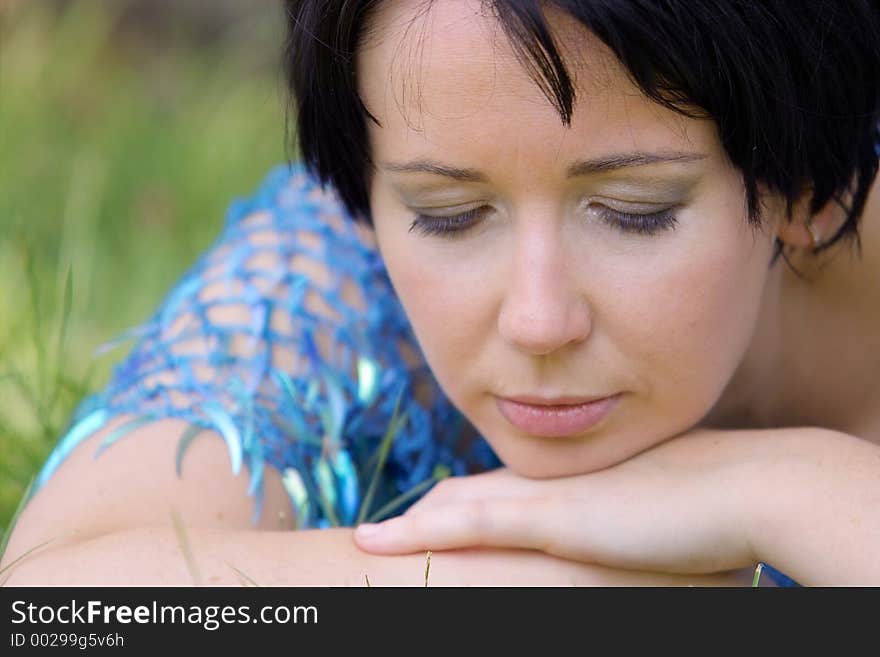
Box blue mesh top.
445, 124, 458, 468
30, 161, 797, 586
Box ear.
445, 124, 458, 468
776, 189, 849, 251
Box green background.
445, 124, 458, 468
0, 0, 291, 539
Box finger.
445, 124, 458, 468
354, 497, 558, 554
405, 469, 542, 514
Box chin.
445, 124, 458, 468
489, 440, 610, 479
487, 425, 659, 479
507, 461, 582, 479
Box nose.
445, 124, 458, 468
497, 228, 592, 356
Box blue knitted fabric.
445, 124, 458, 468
32, 161, 501, 529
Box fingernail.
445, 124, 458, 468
356, 523, 383, 538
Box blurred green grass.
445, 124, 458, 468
0, 1, 290, 535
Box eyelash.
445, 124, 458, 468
408, 205, 678, 238
408, 207, 488, 238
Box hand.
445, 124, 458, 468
354, 427, 790, 574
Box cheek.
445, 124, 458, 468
371, 213, 492, 394
605, 226, 771, 414
383, 244, 492, 376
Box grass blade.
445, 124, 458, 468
0, 475, 36, 564
170, 508, 202, 586
24, 244, 46, 411
366, 475, 438, 524
315, 486, 341, 527
46, 264, 74, 414
752, 562, 764, 587
356, 385, 407, 525
226, 562, 260, 587
1, 366, 38, 418
0, 538, 55, 579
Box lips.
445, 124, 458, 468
503, 393, 609, 406
496, 394, 620, 437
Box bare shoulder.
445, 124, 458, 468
818, 178, 880, 439
2, 415, 295, 569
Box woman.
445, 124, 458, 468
3, 0, 879, 585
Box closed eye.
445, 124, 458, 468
588, 205, 678, 234
408, 206, 488, 238
408, 204, 678, 238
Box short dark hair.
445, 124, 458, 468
283, 0, 880, 258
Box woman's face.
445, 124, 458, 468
359, 0, 781, 477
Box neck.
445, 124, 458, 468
703, 174, 880, 436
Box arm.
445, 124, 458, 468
744, 427, 880, 586
2, 526, 750, 587
0, 413, 748, 586
354, 426, 880, 585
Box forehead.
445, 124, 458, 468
356, 0, 706, 170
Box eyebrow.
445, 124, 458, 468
381, 152, 708, 182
